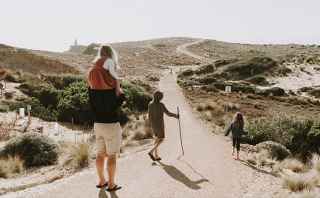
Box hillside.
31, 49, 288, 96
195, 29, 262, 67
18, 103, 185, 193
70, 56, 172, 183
31, 37, 201, 79
187, 39, 320, 64
0, 44, 79, 75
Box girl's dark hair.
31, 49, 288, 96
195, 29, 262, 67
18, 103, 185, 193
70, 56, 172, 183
153, 91, 163, 103
233, 112, 244, 129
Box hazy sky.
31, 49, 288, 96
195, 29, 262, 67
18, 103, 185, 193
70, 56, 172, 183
1, 0, 319, 52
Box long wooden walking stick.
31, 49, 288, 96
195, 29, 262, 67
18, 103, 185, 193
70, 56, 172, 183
177, 107, 184, 156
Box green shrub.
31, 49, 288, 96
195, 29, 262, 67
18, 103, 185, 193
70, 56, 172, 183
245, 114, 320, 161
6, 97, 58, 121
57, 81, 92, 124
256, 141, 291, 160
0, 104, 9, 112
0, 133, 58, 168
178, 69, 194, 78
82, 43, 99, 55
19, 83, 61, 107
4, 72, 21, 83
43, 75, 83, 89
122, 81, 152, 112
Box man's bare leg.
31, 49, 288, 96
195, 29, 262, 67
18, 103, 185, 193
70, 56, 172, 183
107, 155, 117, 188
96, 153, 107, 185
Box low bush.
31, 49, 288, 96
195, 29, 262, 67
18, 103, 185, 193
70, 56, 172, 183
178, 69, 194, 78
283, 174, 318, 192
19, 83, 61, 108
43, 74, 83, 89
0, 133, 58, 168
245, 114, 320, 161
4, 72, 22, 83
69, 143, 89, 170
6, 97, 58, 121
194, 64, 215, 75
122, 81, 152, 112
57, 81, 92, 124
246, 76, 269, 85
256, 141, 291, 161
82, 43, 99, 55
0, 104, 9, 113
279, 158, 308, 173
222, 56, 278, 80
0, 156, 24, 178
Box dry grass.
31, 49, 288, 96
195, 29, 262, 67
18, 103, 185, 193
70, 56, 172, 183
123, 116, 153, 141
311, 154, 320, 173
196, 102, 227, 126
283, 191, 319, 198
279, 159, 308, 173
64, 143, 89, 170
283, 174, 318, 192
0, 156, 24, 178
223, 102, 240, 112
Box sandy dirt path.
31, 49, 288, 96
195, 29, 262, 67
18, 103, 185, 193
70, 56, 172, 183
176, 39, 213, 63
3, 70, 281, 198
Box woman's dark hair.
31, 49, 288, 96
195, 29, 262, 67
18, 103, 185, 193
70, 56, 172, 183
233, 112, 244, 129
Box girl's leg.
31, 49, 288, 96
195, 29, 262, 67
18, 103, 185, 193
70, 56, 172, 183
232, 137, 236, 156
236, 138, 241, 160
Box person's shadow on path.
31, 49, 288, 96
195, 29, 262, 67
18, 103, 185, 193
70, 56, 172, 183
98, 189, 119, 198
158, 161, 209, 190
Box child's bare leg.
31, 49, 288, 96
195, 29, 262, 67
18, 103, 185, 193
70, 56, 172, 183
149, 139, 160, 155
154, 139, 164, 158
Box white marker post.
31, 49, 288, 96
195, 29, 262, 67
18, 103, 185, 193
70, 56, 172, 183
27, 105, 31, 119
19, 108, 25, 118
225, 85, 232, 93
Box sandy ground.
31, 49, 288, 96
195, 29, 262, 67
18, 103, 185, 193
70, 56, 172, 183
267, 64, 320, 91
2, 71, 282, 198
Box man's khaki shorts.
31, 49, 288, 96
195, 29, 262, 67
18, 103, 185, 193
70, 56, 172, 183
94, 122, 122, 156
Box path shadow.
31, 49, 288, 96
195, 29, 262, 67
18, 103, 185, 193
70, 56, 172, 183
158, 161, 209, 190
238, 159, 278, 177
98, 189, 120, 198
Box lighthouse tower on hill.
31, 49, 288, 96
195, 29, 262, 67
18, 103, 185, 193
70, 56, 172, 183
68, 39, 86, 54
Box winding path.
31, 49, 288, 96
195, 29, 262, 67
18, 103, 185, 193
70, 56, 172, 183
3, 41, 281, 198
176, 39, 213, 63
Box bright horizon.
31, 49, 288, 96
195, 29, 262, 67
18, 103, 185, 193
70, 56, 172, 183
1, 0, 320, 52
